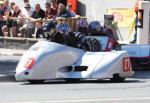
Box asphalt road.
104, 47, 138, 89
0, 55, 150, 103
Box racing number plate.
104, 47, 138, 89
123, 57, 130, 72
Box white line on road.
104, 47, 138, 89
15, 97, 150, 103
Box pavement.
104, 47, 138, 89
0, 49, 23, 75
0, 48, 25, 56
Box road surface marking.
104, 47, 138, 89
15, 97, 150, 103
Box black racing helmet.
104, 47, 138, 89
88, 21, 102, 34
76, 19, 88, 34
42, 21, 56, 32
56, 23, 70, 33
42, 21, 56, 38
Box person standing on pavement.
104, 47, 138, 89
130, 0, 144, 43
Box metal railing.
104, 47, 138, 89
0, 17, 87, 38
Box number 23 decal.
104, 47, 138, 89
123, 57, 130, 72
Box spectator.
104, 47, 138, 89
12, 5, 22, 18
2, 0, 16, 37
23, 0, 29, 4
2, 0, 13, 37
0, 2, 4, 19
3, 0, 11, 13
50, 0, 58, 19
21, 0, 34, 18
0, 6, 3, 20
66, 3, 76, 17
45, 2, 57, 20
2, 5, 21, 37
0, 2, 4, 36
56, 0, 67, 6
3, 0, 11, 17
57, 3, 71, 18
11, 5, 22, 37
31, 3, 45, 38
32, 4, 45, 21
45, 2, 51, 20
10, 2, 15, 14
19, 3, 35, 38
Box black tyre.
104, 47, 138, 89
110, 74, 125, 82
65, 78, 80, 83
28, 80, 45, 84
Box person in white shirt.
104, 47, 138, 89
19, 3, 35, 38
21, 0, 34, 16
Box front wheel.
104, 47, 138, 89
110, 74, 125, 82
28, 80, 45, 84
65, 78, 80, 83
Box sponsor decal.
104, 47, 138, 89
30, 45, 45, 51
31, 46, 42, 51
24, 58, 35, 69
123, 57, 130, 72
107, 8, 134, 27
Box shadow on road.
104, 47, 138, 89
0, 75, 143, 84
1, 71, 150, 84
21, 78, 142, 85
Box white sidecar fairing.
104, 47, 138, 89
15, 40, 132, 81
57, 51, 132, 79
15, 40, 84, 81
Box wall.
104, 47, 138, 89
78, 0, 134, 21
0, 37, 38, 50
78, 0, 135, 41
